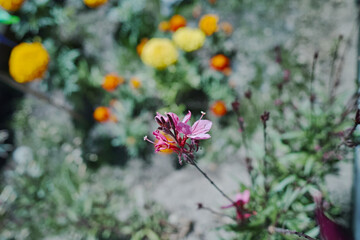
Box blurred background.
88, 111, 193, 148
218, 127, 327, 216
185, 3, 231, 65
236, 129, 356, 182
0, 0, 358, 239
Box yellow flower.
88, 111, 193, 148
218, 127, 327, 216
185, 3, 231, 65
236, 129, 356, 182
158, 21, 170, 32
141, 38, 178, 69
172, 27, 205, 52
9, 42, 50, 83
136, 38, 148, 56
83, 0, 107, 8
130, 77, 142, 89
0, 0, 25, 11
199, 14, 219, 36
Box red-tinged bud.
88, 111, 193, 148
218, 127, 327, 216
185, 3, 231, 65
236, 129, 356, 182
244, 90, 252, 99
260, 111, 270, 124
310, 94, 316, 103
283, 69, 290, 82
314, 51, 319, 60
231, 99, 240, 112
355, 109, 360, 124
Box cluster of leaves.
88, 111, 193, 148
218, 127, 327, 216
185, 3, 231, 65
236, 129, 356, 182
216, 38, 355, 239
0, 98, 176, 239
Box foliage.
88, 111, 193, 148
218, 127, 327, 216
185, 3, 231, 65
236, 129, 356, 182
0, 99, 175, 239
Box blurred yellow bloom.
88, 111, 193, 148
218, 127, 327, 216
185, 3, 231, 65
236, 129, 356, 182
141, 38, 178, 69
130, 77, 142, 89
158, 21, 170, 32
9, 42, 49, 84
83, 0, 107, 8
136, 38, 148, 56
172, 27, 205, 52
0, 0, 25, 11
199, 14, 219, 36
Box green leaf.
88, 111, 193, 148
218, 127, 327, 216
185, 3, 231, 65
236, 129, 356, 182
306, 227, 319, 238
272, 175, 296, 192
0, 9, 20, 24
304, 157, 315, 176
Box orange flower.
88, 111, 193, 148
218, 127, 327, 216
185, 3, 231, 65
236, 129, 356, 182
83, 0, 107, 8
199, 14, 218, 36
211, 101, 227, 117
210, 54, 230, 71
158, 21, 170, 32
130, 77, 142, 89
220, 21, 233, 36
102, 73, 124, 92
93, 106, 112, 122
169, 14, 187, 32
0, 0, 26, 11
136, 38, 148, 56
208, 0, 216, 4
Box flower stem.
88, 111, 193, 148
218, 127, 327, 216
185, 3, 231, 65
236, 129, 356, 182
269, 226, 317, 240
262, 121, 269, 200
309, 52, 318, 123
198, 204, 235, 221
191, 162, 236, 205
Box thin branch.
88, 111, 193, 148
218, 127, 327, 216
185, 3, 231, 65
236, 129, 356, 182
269, 226, 318, 240
0, 72, 85, 122
198, 204, 236, 221
309, 52, 318, 122
191, 162, 236, 205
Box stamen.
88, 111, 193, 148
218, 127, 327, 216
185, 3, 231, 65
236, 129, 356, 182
144, 136, 155, 144
199, 111, 206, 120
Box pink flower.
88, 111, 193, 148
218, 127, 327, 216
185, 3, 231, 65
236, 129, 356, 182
145, 110, 212, 164
177, 112, 212, 140
221, 190, 256, 221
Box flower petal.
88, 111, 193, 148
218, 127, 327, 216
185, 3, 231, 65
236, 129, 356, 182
191, 120, 212, 135
221, 203, 234, 209
188, 133, 211, 140
177, 122, 191, 135
182, 110, 191, 123
235, 190, 250, 204
167, 112, 180, 126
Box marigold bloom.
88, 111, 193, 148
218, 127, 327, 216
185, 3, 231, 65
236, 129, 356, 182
211, 100, 227, 117
136, 38, 148, 56
158, 21, 170, 32
9, 42, 49, 84
130, 77, 142, 89
199, 14, 218, 36
210, 54, 230, 71
83, 0, 107, 8
220, 21, 233, 35
141, 38, 178, 69
169, 14, 187, 32
102, 73, 124, 92
0, 0, 25, 11
93, 106, 112, 123
172, 27, 205, 52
